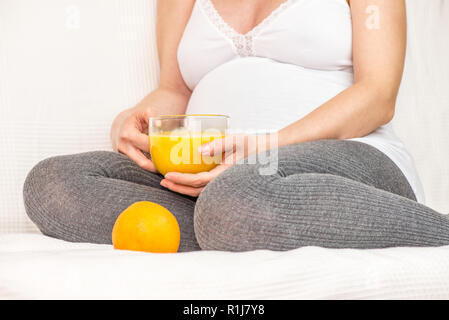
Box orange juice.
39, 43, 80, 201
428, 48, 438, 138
150, 131, 225, 175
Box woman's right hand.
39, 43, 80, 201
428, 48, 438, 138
110, 87, 190, 172
111, 102, 157, 172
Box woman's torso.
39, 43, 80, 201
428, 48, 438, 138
177, 0, 425, 203
179, 0, 353, 90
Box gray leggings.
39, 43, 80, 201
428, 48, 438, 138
23, 140, 449, 252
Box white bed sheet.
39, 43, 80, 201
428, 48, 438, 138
1, 234, 449, 300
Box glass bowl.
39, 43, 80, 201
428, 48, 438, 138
149, 114, 229, 175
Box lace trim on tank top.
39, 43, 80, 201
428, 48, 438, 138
200, 0, 296, 57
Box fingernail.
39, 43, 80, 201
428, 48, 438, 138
199, 145, 210, 155
160, 180, 167, 187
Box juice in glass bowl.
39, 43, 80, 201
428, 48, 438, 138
149, 115, 229, 175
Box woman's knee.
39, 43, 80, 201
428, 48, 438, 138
23, 155, 68, 236
23, 152, 110, 240
193, 163, 339, 251
194, 163, 268, 251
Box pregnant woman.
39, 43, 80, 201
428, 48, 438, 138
23, 0, 449, 251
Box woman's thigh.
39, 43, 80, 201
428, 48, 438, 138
23, 151, 200, 251
194, 140, 449, 251
271, 139, 416, 200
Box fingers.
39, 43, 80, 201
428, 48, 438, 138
119, 144, 157, 172
199, 135, 237, 156
161, 164, 231, 197
119, 118, 150, 153
132, 131, 151, 153
114, 109, 156, 171
164, 171, 211, 188
163, 163, 230, 188
160, 179, 203, 197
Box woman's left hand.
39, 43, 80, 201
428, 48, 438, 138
160, 163, 231, 197
160, 134, 265, 197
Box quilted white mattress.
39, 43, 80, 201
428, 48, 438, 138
1, 233, 449, 300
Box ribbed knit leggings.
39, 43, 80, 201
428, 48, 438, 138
23, 140, 449, 252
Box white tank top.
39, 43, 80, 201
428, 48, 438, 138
177, 0, 425, 203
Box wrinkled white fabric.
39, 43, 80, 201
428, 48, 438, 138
1, 233, 449, 299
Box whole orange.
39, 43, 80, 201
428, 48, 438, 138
112, 201, 180, 253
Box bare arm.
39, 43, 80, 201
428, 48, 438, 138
278, 0, 407, 146
157, 0, 195, 96
110, 0, 195, 171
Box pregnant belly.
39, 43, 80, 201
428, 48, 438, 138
186, 57, 354, 133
